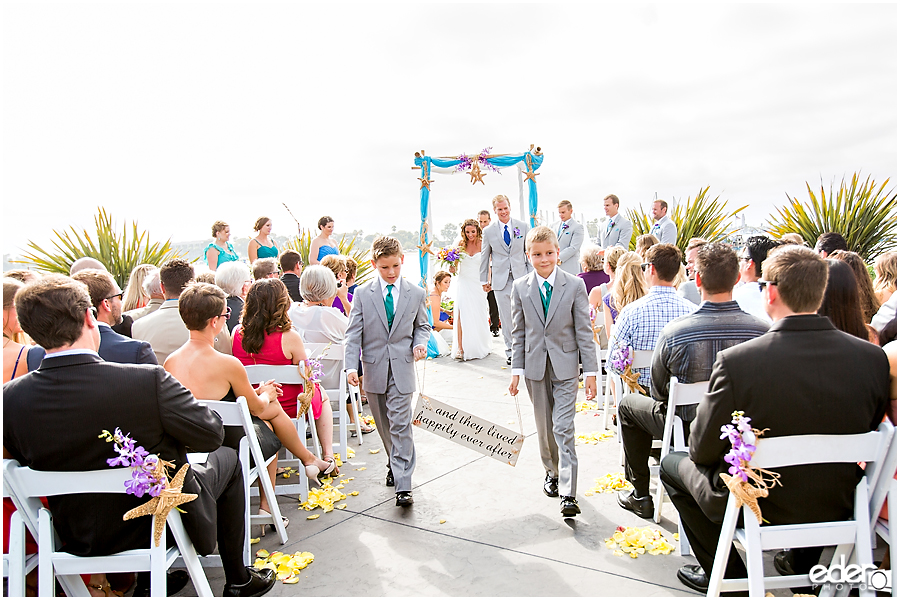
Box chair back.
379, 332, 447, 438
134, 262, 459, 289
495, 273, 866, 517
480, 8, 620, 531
868, 423, 897, 531
749, 422, 894, 471
662, 377, 707, 456
244, 364, 305, 386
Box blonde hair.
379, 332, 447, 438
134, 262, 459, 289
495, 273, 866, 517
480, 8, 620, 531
557, 200, 573, 210
780, 232, 806, 245
614, 252, 648, 312
874, 251, 897, 295
525, 226, 559, 251
635, 234, 659, 259
671, 264, 688, 289
580, 244, 604, 271
491, 194, 510, 209
122, 264, 157, 312
604, 246, 626, 273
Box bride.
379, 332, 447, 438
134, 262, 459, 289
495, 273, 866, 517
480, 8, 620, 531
450, 219, 492, 361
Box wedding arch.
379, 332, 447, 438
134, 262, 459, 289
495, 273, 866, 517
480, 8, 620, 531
412, 145, 544, 288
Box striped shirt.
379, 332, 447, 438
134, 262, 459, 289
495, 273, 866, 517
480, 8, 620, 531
613, 286, 698, 389
651, 300, 771, 420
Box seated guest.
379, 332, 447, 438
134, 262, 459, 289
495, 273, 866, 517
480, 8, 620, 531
817, 259, 871, 342
3, 278, 43, 382
874, 251, 897, 306
831, 250, 882, 322
813, 231, 848, 257
279, 250, 304, 303
345, 256, 359, 296
69, 256, 106, 275
288, 266, 374, 434
577, 243, 610, 294
3, 269, 41, 284
616, 244, 770, 518
232, 279, 337, 471
676, 238, 707, 305
124, 267, 164, 321
216, 261, 252, 333
609, 244, 696, 392
319, 254, 352, 315
133, 259, 232, 364
602, 251, 648, 343
780, 232, 805, 245
195, 271, 217, 285
121, 264, 156, 313
3, 275, 277, 597
589, 245, 624, 317
205, 220, 240, 271
660, 245, 890, 594
72, 269, 157, 365
732, 235, 780, 323
252, 258, 279, 281
634, 233, 659, 260
164, 283, 334, 509
872, 290, 898, 333
429, 271, 454, 333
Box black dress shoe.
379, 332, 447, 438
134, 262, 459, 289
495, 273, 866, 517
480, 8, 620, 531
617, 490, 654, 519
134, 570, 190, 596
396, 491, 414, 506
492, 330, 500, 337
676, 565, 709, 594
773, 550, 796, 576
560, 496, 581, 517
222, 567, 276, 597
506, 356, 512, 365
543, 473, 559, 497
385, 469, 395, 487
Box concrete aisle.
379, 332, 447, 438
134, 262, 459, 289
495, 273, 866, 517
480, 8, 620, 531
177, 336, 788, 597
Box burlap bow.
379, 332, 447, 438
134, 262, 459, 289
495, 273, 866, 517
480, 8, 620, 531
620, 365, 646, 395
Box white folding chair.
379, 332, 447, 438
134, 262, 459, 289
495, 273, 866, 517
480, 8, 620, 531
865, 423, 897, 594
193, 397, 288, 563
244, 363, 318, 497
706, 422, 895, 597
604, 349, 654, 467
3, 477, 38, 597
304, 342, 363, 459
651, 377, 707, 556
3, 458, 213, 597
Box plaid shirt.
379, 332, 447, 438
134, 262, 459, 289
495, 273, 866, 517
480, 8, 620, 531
613, 286, 697, 389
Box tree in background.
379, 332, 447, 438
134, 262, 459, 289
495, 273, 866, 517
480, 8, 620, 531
766, 173, 896, 263
626, 187, 746, 252
18, 207, 185, 288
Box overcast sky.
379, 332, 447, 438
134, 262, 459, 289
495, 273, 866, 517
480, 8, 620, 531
2, 2, 896, 257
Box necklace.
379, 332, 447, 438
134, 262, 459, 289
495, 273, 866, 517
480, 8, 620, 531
2, 335, 11, 348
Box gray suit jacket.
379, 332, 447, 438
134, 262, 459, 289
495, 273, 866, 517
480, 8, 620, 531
650, 216, 678, 245
480, 218, 531, 291
552, 219, 585, 275
510, 269, 598, 381
344, 278, 431, 395
598, 214, 633, 250
132, 299, 232, 364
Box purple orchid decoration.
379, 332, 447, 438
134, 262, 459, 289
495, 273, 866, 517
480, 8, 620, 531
305, 358, 324, 384
562, 222, 570, 231
609, 345, 633, 375
513, 227, 522, 238
100, 428, 165, 498
719, 412, 757, 482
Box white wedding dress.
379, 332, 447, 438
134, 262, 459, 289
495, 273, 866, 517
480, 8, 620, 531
450, 250, 492, 361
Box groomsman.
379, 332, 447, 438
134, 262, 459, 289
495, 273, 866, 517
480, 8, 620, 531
480, 195, 531, 364
478, 209, 501, 337
552, 200, 585, 275
650, 199, 678, 245
597, 194, 633, 250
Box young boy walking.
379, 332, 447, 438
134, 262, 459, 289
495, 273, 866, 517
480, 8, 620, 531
346, 236, 431, 507
509, 226, 598, 517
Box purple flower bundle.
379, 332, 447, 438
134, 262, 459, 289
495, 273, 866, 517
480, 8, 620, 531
454, 147, 499, 174
100, 428, 165, 498
513, 227, 522, 238
719, 411, 757, 482
608, 345, 632, 375
562, 222, 570, 231
436, 246, 462, 268
305, 358, 324, 384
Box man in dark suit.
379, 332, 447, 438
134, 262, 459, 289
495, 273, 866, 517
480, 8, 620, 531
279, 250, 303, 303
3, 275, 275, 597
72, 269, 157, 365
661, 245, 891, 594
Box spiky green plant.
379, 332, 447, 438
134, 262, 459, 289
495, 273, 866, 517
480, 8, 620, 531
283, 230, 372, 286
626, 187, 747, 253
765, 173, 897, 263
17, 207, 185, 288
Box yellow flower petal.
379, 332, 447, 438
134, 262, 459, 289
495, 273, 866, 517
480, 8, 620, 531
256, 549, 270, 558
439, 519, 446, 524
369, 449, 380, 454
307, 514, 320, 520
350, 491, 359, 496
355, 467, 367, 471
336, 503, 347, 510
283, 576, 300, 584
250, 537, 260, 545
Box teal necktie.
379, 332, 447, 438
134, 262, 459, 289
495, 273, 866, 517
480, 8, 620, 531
541, 281, 552, 317
385, 284, 395, 329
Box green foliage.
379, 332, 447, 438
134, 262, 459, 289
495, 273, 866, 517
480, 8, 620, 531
283, 230, 373, 286
18, 207, 185, 288
765, 173, 897, 263
626, 187, 747, 253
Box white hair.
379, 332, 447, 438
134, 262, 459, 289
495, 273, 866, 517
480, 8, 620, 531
141, 267, 162, 296
300, 265, 338, 303
215, 261, 251, 297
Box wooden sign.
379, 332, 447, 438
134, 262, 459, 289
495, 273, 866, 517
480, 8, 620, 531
412, 394, 525, 466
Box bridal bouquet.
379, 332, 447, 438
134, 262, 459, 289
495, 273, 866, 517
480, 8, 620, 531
435, 246, 463, 269
608, 345, 646, 395
718, 411, 780, 524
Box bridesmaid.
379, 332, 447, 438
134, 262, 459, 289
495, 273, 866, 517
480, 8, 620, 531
205, 221, 240, 271
248, 216, 279, 263
309, 216, 339, 265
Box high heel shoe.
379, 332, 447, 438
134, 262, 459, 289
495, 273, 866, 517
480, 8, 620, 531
305, 464, 322, 485
321, 456, 338, 477
257, 509, 289, 537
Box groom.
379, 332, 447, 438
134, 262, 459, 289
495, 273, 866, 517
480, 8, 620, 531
480, 194, 531, 364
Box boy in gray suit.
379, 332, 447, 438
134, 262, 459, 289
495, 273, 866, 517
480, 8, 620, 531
346, 236, 431, 507
509, 226, 598, 517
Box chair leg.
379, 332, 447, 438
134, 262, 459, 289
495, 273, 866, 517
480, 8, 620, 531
167, 512, 214, 597
741, 506, 766, 597
7, 511, 25, 597
890, 486, 897, 598
38, 508, 56, 597
706, 499, 740, 597
348, 385, 363, 444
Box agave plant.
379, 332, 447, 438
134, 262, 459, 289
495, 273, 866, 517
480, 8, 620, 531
17, 207, 185, 288
283, 230, 372, 286
766, 173, 897, 263
626, 187, 747, 252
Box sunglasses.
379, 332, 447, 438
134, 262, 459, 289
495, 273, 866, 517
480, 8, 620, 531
220, 306, 232, 319
640, 263, 650, 272
89, 306, 98, 319
757, 280, 777, 292
105, 292, 124, 301
739, 255, 752, 262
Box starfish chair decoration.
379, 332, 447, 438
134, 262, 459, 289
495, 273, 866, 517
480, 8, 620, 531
468, 162, 486, 185
417, 222, 434, 255
123, 461, 198, 547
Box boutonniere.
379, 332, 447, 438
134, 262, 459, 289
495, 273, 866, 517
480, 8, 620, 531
562, 222, 570, 232
513, 227, 522, 239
